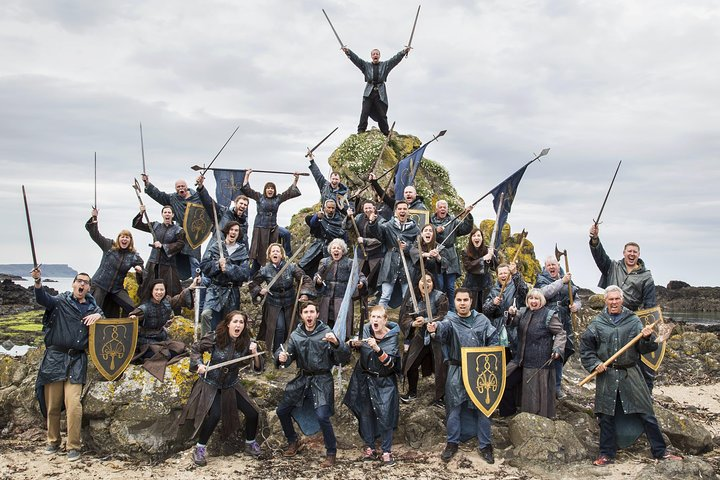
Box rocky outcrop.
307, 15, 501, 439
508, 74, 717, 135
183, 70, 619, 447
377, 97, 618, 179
506, 412, 588, 464
657, 285, 720, 312
655, 404, 714, 454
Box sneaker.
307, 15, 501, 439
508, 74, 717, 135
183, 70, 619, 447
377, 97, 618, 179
245, 440, 261, 457
44, 444, 61, 455
400, 393, 417, 404
431, 397, 445, 409
381, 451, 396, 466
67, 449, 81, 462
592, 455, 614, 466
479, 445, 494, 464
659, 452, 683, 461
283, 439, 303, 457
192, 445, 207, 466
556, 389, 567, 400
362, 446, 376, 461
441, 442, 458, 462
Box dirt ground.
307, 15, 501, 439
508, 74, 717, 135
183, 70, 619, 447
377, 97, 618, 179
1, 384, 718, 480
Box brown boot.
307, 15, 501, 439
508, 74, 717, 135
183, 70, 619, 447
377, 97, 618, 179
283, 439, 303, 457
320, 453, 336, 468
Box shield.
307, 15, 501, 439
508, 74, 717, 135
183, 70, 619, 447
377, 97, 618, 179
461, 346, 506, 417
408, 208, 429, 228
637, 306, 666, 371
183, 202, 212, 249
89, 318, 138, 381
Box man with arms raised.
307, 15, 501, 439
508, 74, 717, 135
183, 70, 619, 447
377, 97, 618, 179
32, 268, 103, 462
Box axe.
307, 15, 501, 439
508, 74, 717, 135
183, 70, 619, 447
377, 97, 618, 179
555, 244, 579, 349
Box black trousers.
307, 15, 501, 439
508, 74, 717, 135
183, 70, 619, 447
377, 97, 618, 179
198, 390, 259, 445
358, 89, 389, 135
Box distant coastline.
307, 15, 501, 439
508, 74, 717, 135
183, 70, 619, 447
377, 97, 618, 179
0, 264, 77, 278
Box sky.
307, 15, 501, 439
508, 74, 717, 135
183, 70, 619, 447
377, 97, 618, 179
1, 0, 718, 290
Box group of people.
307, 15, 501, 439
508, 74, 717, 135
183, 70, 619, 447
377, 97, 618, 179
30, 45, 682, 470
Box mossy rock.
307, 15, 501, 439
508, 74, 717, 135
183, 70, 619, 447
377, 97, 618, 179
287, 131, 541, 282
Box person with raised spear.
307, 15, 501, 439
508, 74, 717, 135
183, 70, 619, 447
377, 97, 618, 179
249, 242, 314, 354
179, 310, 264, 466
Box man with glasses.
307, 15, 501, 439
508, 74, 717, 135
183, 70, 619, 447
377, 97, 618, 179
31, 268, 104, 462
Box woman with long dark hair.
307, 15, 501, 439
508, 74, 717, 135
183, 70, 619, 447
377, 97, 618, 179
409, 223, 445, 287
461, 227, 497, 311
179, 310, 263, 466
129, 278, 197, 380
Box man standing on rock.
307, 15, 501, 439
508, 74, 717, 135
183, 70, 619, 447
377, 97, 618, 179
31, 268, 103, 462
580, 285, 681, 466
275, 301, 351, 468
427, 288, 499, 464
589, 224, 657, 390
342, 47, 411, 136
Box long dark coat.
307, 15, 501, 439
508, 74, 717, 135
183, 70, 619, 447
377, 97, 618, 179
316, 256, 367, 339
580, 307, 658, 416
132, 212, 185, 300
399, 289, 449, 400
275, 321, 351, 412
506, 306, 566, 418
249, 261, 314, 351
343, 322, 402, 435
179, 333, 263, 439
367, 216, 420, 285
241, 182, 301, 266
85, 217, 143, 316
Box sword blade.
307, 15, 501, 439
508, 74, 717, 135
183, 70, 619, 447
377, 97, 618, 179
305, 126, 339, 157
21, 185, 39, 269
322, 9, 345, 48
140, 122, 146, 175
199, 126, 240, 178
593, 160, 622, 226
94, 152, 97, 209
406, 5, 421, 52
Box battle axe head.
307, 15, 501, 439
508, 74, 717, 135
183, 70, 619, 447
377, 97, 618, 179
554, 243, 567, 262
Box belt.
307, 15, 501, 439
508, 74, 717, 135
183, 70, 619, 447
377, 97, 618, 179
362, 368, 395, 378
47, 345, 83, 356
300, 369, 331, 377
448, 360, 462, 367
609, 364, 633, 370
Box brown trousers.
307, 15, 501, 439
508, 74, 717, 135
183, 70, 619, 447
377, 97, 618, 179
44, 381, 83, 450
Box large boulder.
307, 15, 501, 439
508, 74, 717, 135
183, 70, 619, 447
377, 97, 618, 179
507, 412, 588, 463
654, 404, 714, 454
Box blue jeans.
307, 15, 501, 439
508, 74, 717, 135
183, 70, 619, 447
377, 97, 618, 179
379, 281, 408, 308
597, 393, 666, 458
278, 226, 292, 256
439, 273, 458, 311
554, 359, 563, 393
446, 401, 492, 448
276, 402, 337, 455
357, 397, 393, 453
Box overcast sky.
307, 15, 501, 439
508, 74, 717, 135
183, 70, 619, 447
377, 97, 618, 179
1, 0, 718, 290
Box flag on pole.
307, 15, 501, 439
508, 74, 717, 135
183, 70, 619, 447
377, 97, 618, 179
213, 168, 246, 207
394, 143, 430, 201
490, 164, 530, 250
